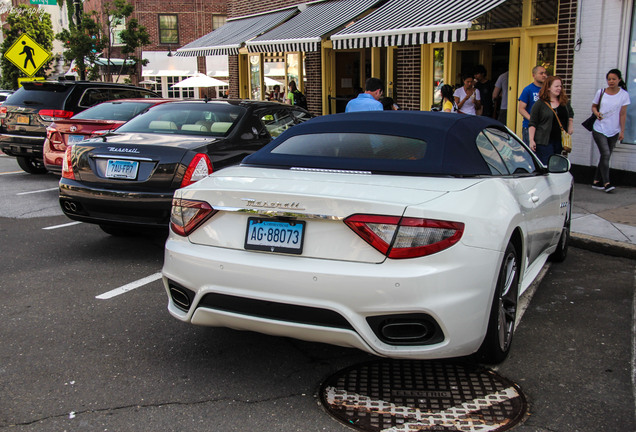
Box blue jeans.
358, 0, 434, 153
535, 139, 562, 166
522, 127, 530, 146
592, 130, 619, 185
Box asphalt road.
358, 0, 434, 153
1, 154, 634, 431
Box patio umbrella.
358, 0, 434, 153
172, 73, 228, 88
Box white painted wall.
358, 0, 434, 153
570, 0, 635, 173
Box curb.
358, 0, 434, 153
570, 232, 636, 260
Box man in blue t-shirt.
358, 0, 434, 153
346, 77, 384, 112
518, 65, 547, 145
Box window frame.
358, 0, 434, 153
158, 14, 179, 45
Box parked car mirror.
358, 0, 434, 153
548, 154, 570, 173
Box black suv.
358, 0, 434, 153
0, 80, 159, 174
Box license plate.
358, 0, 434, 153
105, 159, 139, 179
68, 134, 85, 143
16, 115, 29, 125
244, 218, 305, 254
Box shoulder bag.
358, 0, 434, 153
581, 89, 604, 131
545, 101, 572, 153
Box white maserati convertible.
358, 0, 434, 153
162, 111, 573, 363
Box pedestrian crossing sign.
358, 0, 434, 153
4, 34, 51, 77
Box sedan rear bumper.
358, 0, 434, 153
162, 234, 504, 360
59, 179, 174, 227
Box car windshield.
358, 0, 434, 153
72, 101, 155, 121
115, 103, 245, 137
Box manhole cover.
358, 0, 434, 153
319, 359, 527, 432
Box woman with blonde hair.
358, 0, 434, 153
528, 75, 574, 165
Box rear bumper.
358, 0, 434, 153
0, 134, 45, 159
59, 179, 174, 227
162, 234, 503, 360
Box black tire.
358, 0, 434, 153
479, 242, 519, 364
16, 156, 47, 174
549, 188, 572, 263
99, 224, 134, 236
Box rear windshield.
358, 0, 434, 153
116, 103, 246, 137
271, 133, 428, 160
72, 101, 155, 122
4, 85, 71, 109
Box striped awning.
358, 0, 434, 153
175, 8, 299, 57
331, 0, 508, 50
247, 0, 384, 53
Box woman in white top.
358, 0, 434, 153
453, 75, 481, 115
591, 69, 631, 193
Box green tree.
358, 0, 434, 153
1, 5, 54, 89
57, 11, 106, 81
99, 0, 150, 83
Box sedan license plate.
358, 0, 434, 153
105, 159, 139, 180
16, 115, 29, 125
245, 218, 305, 254
68, 134, 85, 143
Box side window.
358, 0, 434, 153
260, 110, 296, 137
476, 131, 508, 175
79, 89, 110, 107
483, 128, 538, 175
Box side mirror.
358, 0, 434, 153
548, 154, 571, 173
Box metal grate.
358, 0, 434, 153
319, 360, 527, 432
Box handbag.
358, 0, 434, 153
545, 101, 572, 153
581, 89, 604, 131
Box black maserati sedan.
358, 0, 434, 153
59, 99, 312, 235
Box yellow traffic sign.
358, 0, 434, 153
5, 34, 51, 77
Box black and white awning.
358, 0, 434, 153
175, 8, 299, 57
247, 0, 384, 53
330, 0, 508, 50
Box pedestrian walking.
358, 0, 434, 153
453, 75, 481, 115
492, 71, 509, 124
518, 66, 547, 145
528, 76, 574, 165
345, 78, 384, 112
474, 65, 494, 117
590, 69, 631, 193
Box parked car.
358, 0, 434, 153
0, 80, 159, 174
161, 111, 573, 363
59, 99, 312, 235
43, 98, 173, 175
0, 90, 14, 102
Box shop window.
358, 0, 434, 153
250, 54, 262, 100
159, 14, 178, 45
536, 43, 555, 76
532, 0, 558, 25
624, 7, 636, 143
433, 48, 444, 107
167, 76, 194, 99
472, 0, 522, 30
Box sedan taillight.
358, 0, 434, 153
61, 145, 75, 180
46, 126, 65, 151
181, 153, 213, 187
344, 214, 464, 259
170, 198, 217, 236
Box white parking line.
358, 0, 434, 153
0, 170, 26, 175
42, 221, 82, 230
17, 187, 59, 195
96, 272, 162, 300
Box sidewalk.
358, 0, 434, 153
571, 182, 636, 259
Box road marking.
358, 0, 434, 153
0, 170, 25, 175
17, 187, 58, 195
42, 221, 82, 230
325, 386, 520, 432
96, 272, 162, 300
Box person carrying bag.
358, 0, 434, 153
546, 102, 572, 153
581, 90, 603, 131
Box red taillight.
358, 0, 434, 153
0, 106, 7, 118
39, 109, 74, 121
181, 153, 213, 187
170, 198, 216, 236
61, 145, 75, 180
344, 214, 464, 259
46, 126, 66, 151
